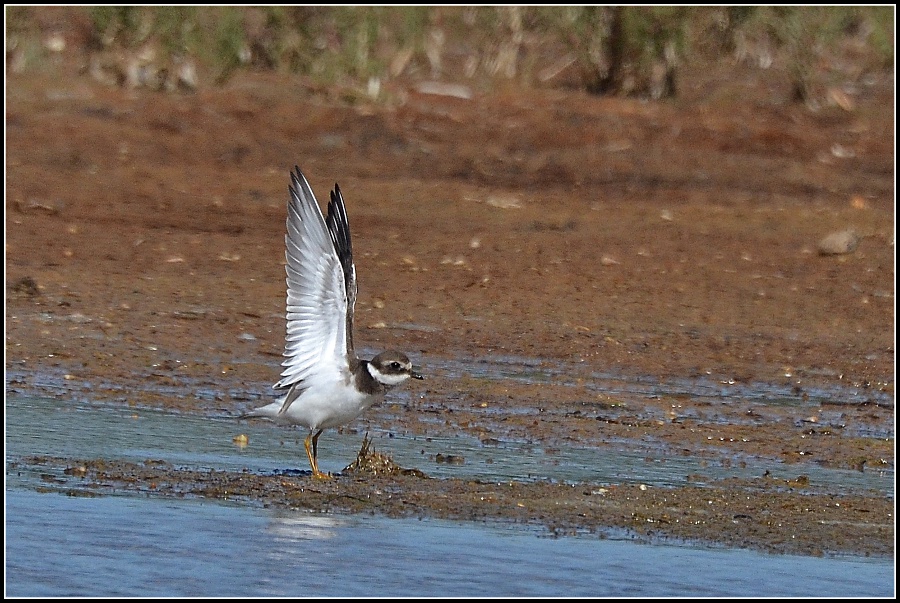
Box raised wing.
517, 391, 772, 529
326, 184, 357, 354
274, 167, 351, 394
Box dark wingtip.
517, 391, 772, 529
289, 166, 305, 195
329, 183, 342, 204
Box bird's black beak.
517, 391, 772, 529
411, 367, 424, 380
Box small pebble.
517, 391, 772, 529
818, 230, 859, 255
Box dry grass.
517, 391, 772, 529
5, 6, 893, 103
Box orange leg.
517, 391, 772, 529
304, 429, 331, 479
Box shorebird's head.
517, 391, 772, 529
367, 351, 424, 387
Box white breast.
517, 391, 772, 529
261, 380, 378, 431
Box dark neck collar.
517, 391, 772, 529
351, 357, 386, 396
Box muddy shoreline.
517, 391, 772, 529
10, 451, 894, 558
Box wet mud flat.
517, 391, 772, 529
14, 450, 894, 559
8, 360, 895, 559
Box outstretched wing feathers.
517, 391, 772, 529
326, 184, 357, 353
274, 167, 354, 393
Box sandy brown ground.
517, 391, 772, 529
5, 57, 895, 557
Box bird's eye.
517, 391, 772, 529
390, 362, 402, 370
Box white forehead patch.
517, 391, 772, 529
367, 363, 410, 386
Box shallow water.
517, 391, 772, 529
6, 394, 893, 493
5, 394, 895, 597
5, 488, 893, 597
